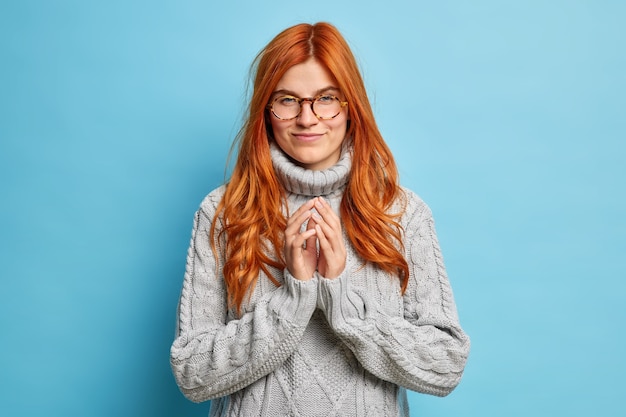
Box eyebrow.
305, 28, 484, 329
271, 86, 340, 98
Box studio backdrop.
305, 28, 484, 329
1, 1, 624, 416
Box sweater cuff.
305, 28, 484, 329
317, 270, 367, 326
269, 270, 318, 327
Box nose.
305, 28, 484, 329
296, 99, 319, 127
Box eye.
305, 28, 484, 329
316, 95, 335, 103
277, 96, 298, 106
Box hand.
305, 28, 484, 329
284, 199, 318, 280
310, 197, 346, 279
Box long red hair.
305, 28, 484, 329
211, 22, 409, 315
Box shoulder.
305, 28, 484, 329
399, 186, 426, 207
198, 185, 227, 211
397, 186, 432, 221
194, 185, 227, 222
393, 186, 438, 240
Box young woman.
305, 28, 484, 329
171, 22, 470, 416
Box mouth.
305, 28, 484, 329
292, 133, 323, 142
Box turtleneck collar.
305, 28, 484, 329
270, 141, 352, 197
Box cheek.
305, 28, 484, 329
331, 115, 349, 134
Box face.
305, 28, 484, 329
268, 58, 349, 171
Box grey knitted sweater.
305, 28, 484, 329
171, 144, 470, 416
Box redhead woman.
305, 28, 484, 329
170, 22, 470, 416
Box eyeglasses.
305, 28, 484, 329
267, 94, 348, 120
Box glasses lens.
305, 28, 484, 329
313, 95, 342, 119
272, 96, 300, 120
271, 95, 343, 120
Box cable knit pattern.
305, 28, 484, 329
171, 144, 470, 416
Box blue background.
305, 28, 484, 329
1, 1, 624, 416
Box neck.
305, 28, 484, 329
269, 142, 352, 197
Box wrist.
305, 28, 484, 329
318, 263, 345, 279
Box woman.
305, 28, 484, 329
171, 22, 470, 416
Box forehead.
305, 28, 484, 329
274, 58, 339, 96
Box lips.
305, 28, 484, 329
292, 133, 323, 142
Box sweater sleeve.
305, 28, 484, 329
316, 191, 470, 397
170, 191, 318, 403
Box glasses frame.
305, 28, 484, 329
267, 94, 348, 121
